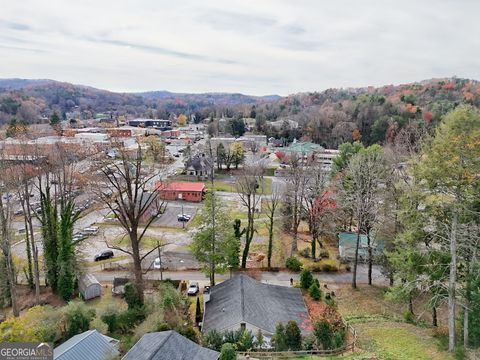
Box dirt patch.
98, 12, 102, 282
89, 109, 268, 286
15, 285, 65, 312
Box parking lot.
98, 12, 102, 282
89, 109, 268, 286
154, 201, 200, 227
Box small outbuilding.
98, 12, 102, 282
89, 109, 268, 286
78, 273, 102, 300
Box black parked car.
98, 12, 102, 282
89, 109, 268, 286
94, 250, 114, 262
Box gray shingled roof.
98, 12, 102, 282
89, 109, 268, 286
122, 331, 219, 360
54, 330, 119, 360
203, 274, 310, 335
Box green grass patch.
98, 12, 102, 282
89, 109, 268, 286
210, 178, 272, 194
363, 324, 452, 360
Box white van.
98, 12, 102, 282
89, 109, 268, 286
82, 226, 99, 236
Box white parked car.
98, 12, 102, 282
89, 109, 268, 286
187, 282, 199, 296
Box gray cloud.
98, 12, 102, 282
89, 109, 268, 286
0, 0, 478, 95
81, 36, 237, 65
0, 20, 31, 31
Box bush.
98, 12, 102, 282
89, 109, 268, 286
101, 306, 120, 334
236, 330, 254, 351
102, 306, 146, 334
403, 310, 415, 323
314, 320, 333, 350
0, 305, 62, 343
300, 269, 313, 289
299, 248, 310, 258
63, 301, 96, 338
219, 343, 237, 360
302, 334, 316, 350
116, 307, 146, 333
203, 329, 224, 351
179, 326, 198, 343
156, 323, 171, 331
309, 282, 322, 300
332, 329, 346, 348
285, 256, 302, 272
320, 259, 339, 272
318, 249, 330, 259
309, 264, 322, 273
285, 321, 302, 350
124, 282, 144, 309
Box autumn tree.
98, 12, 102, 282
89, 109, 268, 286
303, 164, 335, 259
231, 142, 245, 169
144, 135, 165, 162
176, 114, 188, 126
412, 106, 480, 351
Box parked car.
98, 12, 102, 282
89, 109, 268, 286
94, 250, 114, 262
82, 226, 99, 236
187, 282, 199, 296
73, 233, 88, 242
177, 214, 191, 222
14, 209, 24, 216
153, 257, 161, 269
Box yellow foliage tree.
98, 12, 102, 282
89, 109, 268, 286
176, 114, 188, 126
0, 305, 62, 342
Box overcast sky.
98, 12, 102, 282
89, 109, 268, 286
0, 0, 478, 95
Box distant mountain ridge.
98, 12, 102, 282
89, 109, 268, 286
0, 78, 281, 102
137, 90, 281, 103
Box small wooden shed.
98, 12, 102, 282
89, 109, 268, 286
78, 273, 102, 300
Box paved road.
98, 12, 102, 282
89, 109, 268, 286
93, 264, 387, 287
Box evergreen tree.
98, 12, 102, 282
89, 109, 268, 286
300, 269, 313, 289
285, 320, 302, 350
50, 112, 60, 126
190, 192, 239, 285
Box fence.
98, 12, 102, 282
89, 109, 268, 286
237, 322, 357, 359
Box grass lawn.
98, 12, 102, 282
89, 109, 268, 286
210, 177, 272, 194
357, 322, 452, 360
334, 285, 453, 360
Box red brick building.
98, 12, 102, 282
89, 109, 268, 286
156, 181, 205, 202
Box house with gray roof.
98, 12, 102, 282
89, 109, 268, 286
185, 154, 213, 180
122, 331, 219, 360
54, 329, 119, 360
202, 274, 311, 338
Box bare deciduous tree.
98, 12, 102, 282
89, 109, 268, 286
339, 150, 386, 288
236, 160, 265, 268
302, 164, 334, 259
0, 148, 19, 316
94, 144, 166, 302
265, 183, 282, 268
284, 153, 309, 253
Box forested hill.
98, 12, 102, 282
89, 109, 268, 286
137, 90, 280, 103
1, 77, 479, 148
0, 79, 280, 125
253, 77, 480, 148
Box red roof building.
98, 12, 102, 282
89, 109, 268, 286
156, 181, 205, 202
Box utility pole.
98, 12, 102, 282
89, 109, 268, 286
157, 240, 163, 281
182, 204, 185, 229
